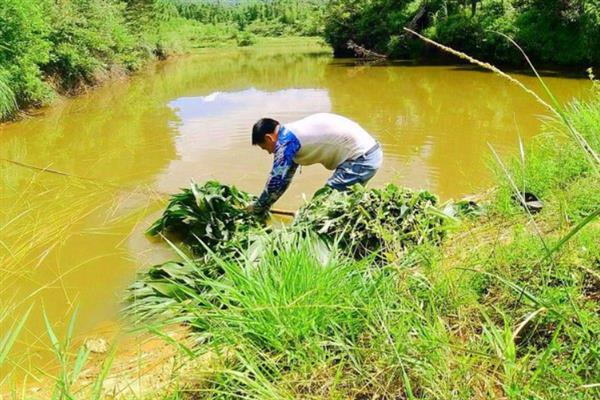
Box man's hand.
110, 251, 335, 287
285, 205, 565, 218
244, 203, 261, 214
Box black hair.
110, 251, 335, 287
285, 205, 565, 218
252, 118, 279, 145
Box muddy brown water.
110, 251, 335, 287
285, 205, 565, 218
0, 39, 592, 378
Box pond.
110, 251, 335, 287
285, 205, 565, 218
0, 38, 591, 375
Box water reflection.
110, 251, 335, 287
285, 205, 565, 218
160, 88, 331, 191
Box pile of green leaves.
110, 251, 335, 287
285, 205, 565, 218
131, 182, 449, 318
294, 184, 448, 259
147, 180, 267, 257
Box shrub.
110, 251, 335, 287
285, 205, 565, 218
236, 30, 256, 47
0, 0, 53, 108
45, 0, 142, 90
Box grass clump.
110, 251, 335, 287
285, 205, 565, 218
186, 233, 379, 353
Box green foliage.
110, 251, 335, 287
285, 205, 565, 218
324, 0, 419, 57
191, 234, 379, 354
146, 181, 267, 256
323, 0, 600, 65
126, 258, 226, 321
45, 0, 142, 90
132, 225, 600, 398
130, 183, 450, 326
0, 70, 17, 119
0, 0, 54, 108
294, 184, 448, 260
0, 0, 209, 120
174, 0, 326, 37
236, 30, 257, 47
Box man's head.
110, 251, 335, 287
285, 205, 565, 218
252, 118, 279, 154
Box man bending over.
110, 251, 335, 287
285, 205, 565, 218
250, 112, 383, 214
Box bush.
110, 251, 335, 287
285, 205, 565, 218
45, 0, 141, 90
0, 0, 53, 108
236, 30, 257, 47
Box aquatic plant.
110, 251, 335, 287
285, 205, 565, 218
147, 180, 267, 257
294, 184, 448, 259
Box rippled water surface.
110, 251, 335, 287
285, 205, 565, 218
0, 40, 591, 372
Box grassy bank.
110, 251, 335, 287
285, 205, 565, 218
117, 78, 600, 398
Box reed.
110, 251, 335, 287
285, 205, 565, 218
0, 71, 17, 120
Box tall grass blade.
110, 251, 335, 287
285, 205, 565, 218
0, 305, 32, 365
43, 309, 61, 356
542, 206, 600, 262
493, 31, 600, 171
0, 71, 17, 120
402, 28, 552, 111
91, 346, 116, 400
488, 143, 549, 252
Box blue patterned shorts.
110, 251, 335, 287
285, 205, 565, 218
326, 144, 383, 190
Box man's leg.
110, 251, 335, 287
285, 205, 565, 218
326, 147, 383, 191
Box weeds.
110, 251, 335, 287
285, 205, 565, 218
0, 70, 17, 119
43, 308, 116, 400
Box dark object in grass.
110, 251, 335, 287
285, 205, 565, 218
294, 184, 449, 260
512, 191, 544, 213
146, 181, 268, 256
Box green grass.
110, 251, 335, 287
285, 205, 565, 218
0, 71, 17, 119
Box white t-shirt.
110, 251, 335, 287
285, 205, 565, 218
284, 113, 377, 170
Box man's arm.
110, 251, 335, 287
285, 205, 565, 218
254, 132, 300, 213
